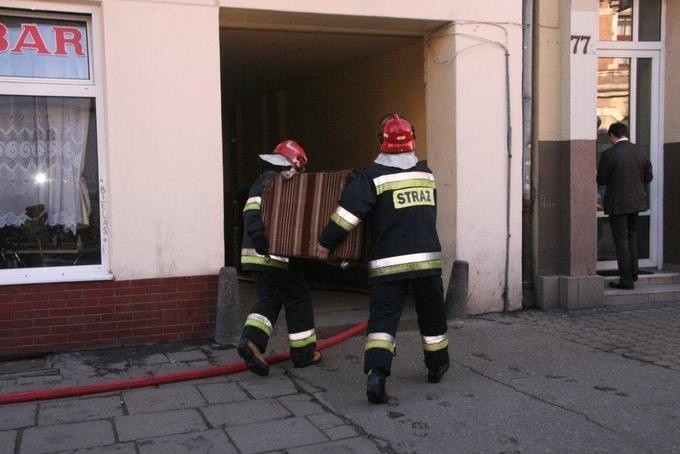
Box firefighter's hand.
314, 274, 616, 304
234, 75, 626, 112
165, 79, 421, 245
315, 243, 330, 259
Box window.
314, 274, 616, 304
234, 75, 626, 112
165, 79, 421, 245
0, 8, 109, 284
599, 0, 662, 42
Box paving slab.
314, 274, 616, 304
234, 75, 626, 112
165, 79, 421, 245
238, 374, 298, 399
196, 382, 249, 404
59, 443, 137, 453
20, 420, 114, 453
0, 430, 16, 454
121, 385, 206, 414
135, 429, 238, 454
276, 394, 326, 416
225, 416, 328, 453
0, 403, 36, 430
114, 409, 207, 442
201, 398, 291, 427
286, 436, 382, 453
38, 396, 123, 425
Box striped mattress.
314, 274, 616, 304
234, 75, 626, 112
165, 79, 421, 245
261, 171, 365, 260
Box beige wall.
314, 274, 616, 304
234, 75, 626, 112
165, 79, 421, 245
219, 0, 518, 23
427, 22, 525, 314
5, 0, 524, 313
102, 0, 224, 279
221, 0, 524, 313
286, 44, 427, 171
666, 1, 680, 143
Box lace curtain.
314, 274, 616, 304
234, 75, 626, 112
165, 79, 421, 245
0, 96, 90, 233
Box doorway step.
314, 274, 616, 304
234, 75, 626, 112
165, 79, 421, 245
603, 272, 680, 305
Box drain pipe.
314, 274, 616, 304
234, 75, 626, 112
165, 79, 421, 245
427, 23, 514, 313
502, 45, 512, 314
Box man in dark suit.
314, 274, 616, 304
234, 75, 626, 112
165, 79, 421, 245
596, 122, 653, 289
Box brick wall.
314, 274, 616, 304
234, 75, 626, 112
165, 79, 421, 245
0, 275, 218, 359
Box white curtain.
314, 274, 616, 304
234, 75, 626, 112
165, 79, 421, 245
0, 96, 90, 233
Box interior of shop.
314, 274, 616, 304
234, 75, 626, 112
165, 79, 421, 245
219, 8, 445, 288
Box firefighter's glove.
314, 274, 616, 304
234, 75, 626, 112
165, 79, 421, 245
253, 236, 268, 256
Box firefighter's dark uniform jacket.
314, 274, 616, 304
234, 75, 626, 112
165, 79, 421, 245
319, 160, 448, 375
241, 170, 290, 272
319, 161, 442, 282
240, 170, 316, 364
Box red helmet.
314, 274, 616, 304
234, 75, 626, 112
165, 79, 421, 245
380, 114, 415, 153
274, 140, 308, 170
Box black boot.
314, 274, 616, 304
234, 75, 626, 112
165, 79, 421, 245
427, 361, 450, 383
237, 339, 269, 376
366, 368, 388, 404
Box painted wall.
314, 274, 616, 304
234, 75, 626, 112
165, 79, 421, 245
232, 0, 525, 313
219, 0, 518, 23
286, 43, 427, 171
666, 0, 680, 143
536, 0, 563, 141
3, 0, 524, 314
431, 22, 525, 313
101, 1, 225, 279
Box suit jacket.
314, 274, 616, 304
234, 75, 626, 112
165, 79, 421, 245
596, 139, 653, 215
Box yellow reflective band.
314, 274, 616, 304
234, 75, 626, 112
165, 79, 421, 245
368, 260, 442, 278
335, 206, 361, 225
369, 252, 441, 269
241, 249, 289, 269
241, 249, 289, 263
330, 213, 356, 232
290, 334, 317, 348
241, 256, 289, 270
289, 329, 316, 341
244, 315, 273, 336
330, 206, 361, 231
367, 332, 395, 343
423, 338, 449, 352
422, 334, 447, 344
373, 172, 436, 195
373, 171, 434, 187
393, 187, 435, 209
365, 340, 396, 354
375, 179, 436, 195
243, 196, 262, 212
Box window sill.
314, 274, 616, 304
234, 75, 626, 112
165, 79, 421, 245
0, 265, 113, 286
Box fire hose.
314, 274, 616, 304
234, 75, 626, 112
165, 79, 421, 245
0, 321, 368, 405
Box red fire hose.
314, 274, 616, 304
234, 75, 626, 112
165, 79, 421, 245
0, 321, 368, 405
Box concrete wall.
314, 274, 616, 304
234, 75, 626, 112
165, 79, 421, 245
101, 1, 225, 280
533, 0, 602, 308
3, 0, 524, 315
286, 43, 427, 171
221, 1, 525, 314
665, 0, 680, 143
665, 1, 680, 265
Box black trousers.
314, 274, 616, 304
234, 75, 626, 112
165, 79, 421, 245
365, 275, 449, 375
241, 270, 316, 363
609, 213, 639, 286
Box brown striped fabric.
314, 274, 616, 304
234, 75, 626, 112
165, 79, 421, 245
261, 171, 365, 260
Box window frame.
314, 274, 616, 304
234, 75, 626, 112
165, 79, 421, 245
0, 2, 111, 285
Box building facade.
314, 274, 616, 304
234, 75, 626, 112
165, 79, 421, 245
8, 0, 676, 357
532, 0, 679, 308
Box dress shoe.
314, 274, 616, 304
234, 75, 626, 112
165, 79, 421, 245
366, 369, 389, 404
293, 350, 322, 368
237, 339, 269, 376
609, 281, 634, 290
427, 362, 450, 383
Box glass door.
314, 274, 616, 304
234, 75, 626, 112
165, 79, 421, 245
596, 50, 661, 270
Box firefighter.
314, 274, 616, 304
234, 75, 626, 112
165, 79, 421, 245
315, 114, 449, 403
238, 139, 322, 376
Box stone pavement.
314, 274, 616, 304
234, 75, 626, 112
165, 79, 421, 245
1, 288, 679, 453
